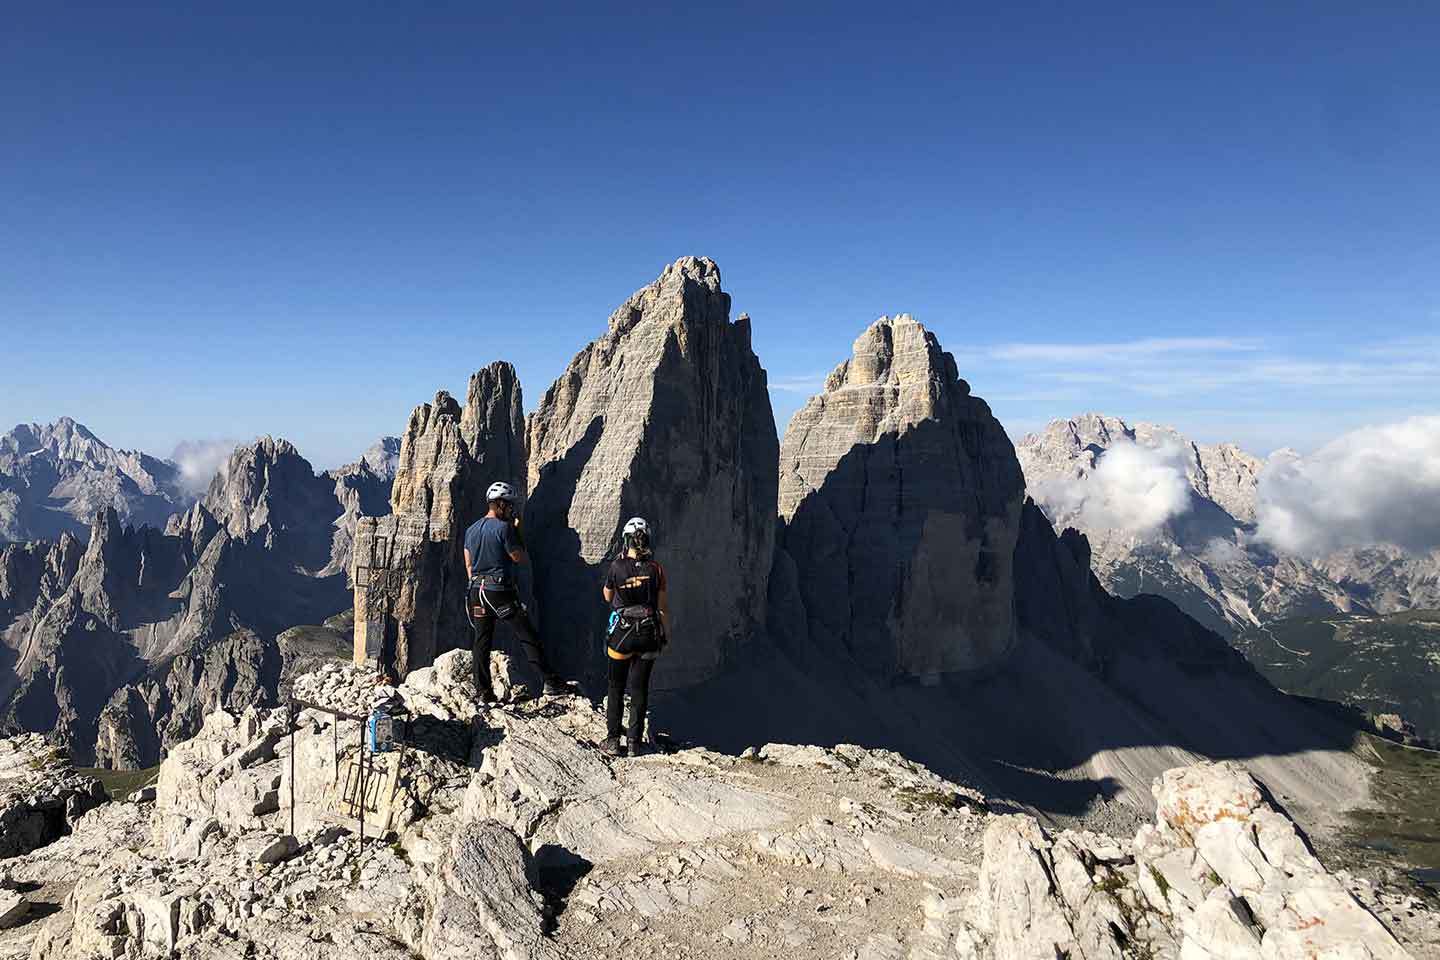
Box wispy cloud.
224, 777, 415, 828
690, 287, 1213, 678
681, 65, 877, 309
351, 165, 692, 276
989, 337, 1258, 363
768, 374, 829, 395
170, 438, 237, 493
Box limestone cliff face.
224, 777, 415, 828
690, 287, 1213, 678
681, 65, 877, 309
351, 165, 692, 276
525, 257, 778, 689
461, 364, 527, 495
352, 364, 526, 677
776, 315, 1025, 678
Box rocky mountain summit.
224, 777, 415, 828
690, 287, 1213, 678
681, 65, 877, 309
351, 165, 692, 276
776, 315, 1024, 678
0, 419, 190, 546
523, 256, 778, 689
0, 655, 1434, 960
1016, 413, 1440, 636
353, 363, 526, 677
0, 437, 393, 767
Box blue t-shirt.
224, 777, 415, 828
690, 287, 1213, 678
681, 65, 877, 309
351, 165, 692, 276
464, 517, 521, 579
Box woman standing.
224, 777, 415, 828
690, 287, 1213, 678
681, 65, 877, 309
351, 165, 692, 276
600, 517, 667, 757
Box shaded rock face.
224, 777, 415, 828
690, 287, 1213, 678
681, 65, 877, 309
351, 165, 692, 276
0, 418, 190, 546
353, 364, 526, 677
0, 733, 107, 858
524, 257, 778, 689
776, 315, 1024, 677
1, 436, 390, 768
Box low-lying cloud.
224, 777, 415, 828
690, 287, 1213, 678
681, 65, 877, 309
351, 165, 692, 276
170, 439, 237, 494
1256, 415, 1440, 556
1029, 439, 1193, 536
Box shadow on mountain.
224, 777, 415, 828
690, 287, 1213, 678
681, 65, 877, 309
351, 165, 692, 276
525, 417, 608, 688
656, 500, 1364, 824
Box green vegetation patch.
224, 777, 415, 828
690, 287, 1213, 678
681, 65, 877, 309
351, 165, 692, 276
77, 765, 160, 801
1339, 736, 1440, 880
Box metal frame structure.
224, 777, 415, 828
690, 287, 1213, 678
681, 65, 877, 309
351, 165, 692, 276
286, 696, 410, 849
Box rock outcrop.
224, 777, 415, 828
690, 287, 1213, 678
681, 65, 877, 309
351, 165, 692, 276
776, 315, 1025, 677
352, 363, 527, 678
0, 733, 106, 858
0, 418, 191, 546
524, 257, 779, 689
3, 656, 1433, 960
950, 761, 1411, 960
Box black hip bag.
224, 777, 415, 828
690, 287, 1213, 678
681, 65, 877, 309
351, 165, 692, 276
608, 604, 660, 655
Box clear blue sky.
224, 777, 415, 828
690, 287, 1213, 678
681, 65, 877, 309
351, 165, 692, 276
3, 2, 1437, 469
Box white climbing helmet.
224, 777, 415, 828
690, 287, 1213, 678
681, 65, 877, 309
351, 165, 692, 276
622, 516, 652, 552
486, 481, 518, 504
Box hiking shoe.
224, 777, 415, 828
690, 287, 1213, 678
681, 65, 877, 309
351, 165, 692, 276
599, 736, 624, 757
542, 676, 568, 697
628, 741, 648, 757
476, 683, 498, 706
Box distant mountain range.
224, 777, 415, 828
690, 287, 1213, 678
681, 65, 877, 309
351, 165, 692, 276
0, 420, 399, 766
0, 418, 192, 544
1017, 413, 1440, 735
1016, 413, 1440, 636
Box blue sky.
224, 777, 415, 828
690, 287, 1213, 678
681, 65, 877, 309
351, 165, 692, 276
2, 2, 1437, 470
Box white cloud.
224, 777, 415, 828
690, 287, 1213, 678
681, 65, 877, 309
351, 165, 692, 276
170, 439, 236, 494
990, 337, 1256, 363
767, 373, 830, 395
1256, 415, 1440, 556
1029, 438, 1193, 536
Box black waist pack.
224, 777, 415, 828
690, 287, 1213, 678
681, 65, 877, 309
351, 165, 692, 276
608, 604, 661, 655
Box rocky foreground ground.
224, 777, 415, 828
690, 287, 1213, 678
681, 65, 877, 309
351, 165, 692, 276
2, 654, 1438, 960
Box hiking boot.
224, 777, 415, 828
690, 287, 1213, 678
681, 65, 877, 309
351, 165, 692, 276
628, 740, 648, 757
599, 736, 624, 757
542, 676, 568, 697
476, 682, 498, 706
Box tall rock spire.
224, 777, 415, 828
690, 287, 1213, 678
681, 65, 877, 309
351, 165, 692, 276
777, 315, 1025, 678
353, 363, 526, 677
524, 257, 779, 688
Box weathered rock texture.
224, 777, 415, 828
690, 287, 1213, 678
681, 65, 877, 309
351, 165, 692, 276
0, 733, 106, 858
525, 257, 778, 688
776, 315, 1025, 677
352, 364, 527, 678
0, 417, 190, 546
0, 436, 392, 768
5, 657, 1434, 960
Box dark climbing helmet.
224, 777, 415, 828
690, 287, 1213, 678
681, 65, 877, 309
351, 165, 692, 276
486, 481, 518, 504
623, 516, 652, 554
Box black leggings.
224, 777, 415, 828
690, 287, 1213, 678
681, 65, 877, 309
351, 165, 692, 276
607, 656, 655, 744
469, 585, 552, 696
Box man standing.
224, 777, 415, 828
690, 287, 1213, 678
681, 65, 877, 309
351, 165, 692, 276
463, 481, 565, 702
